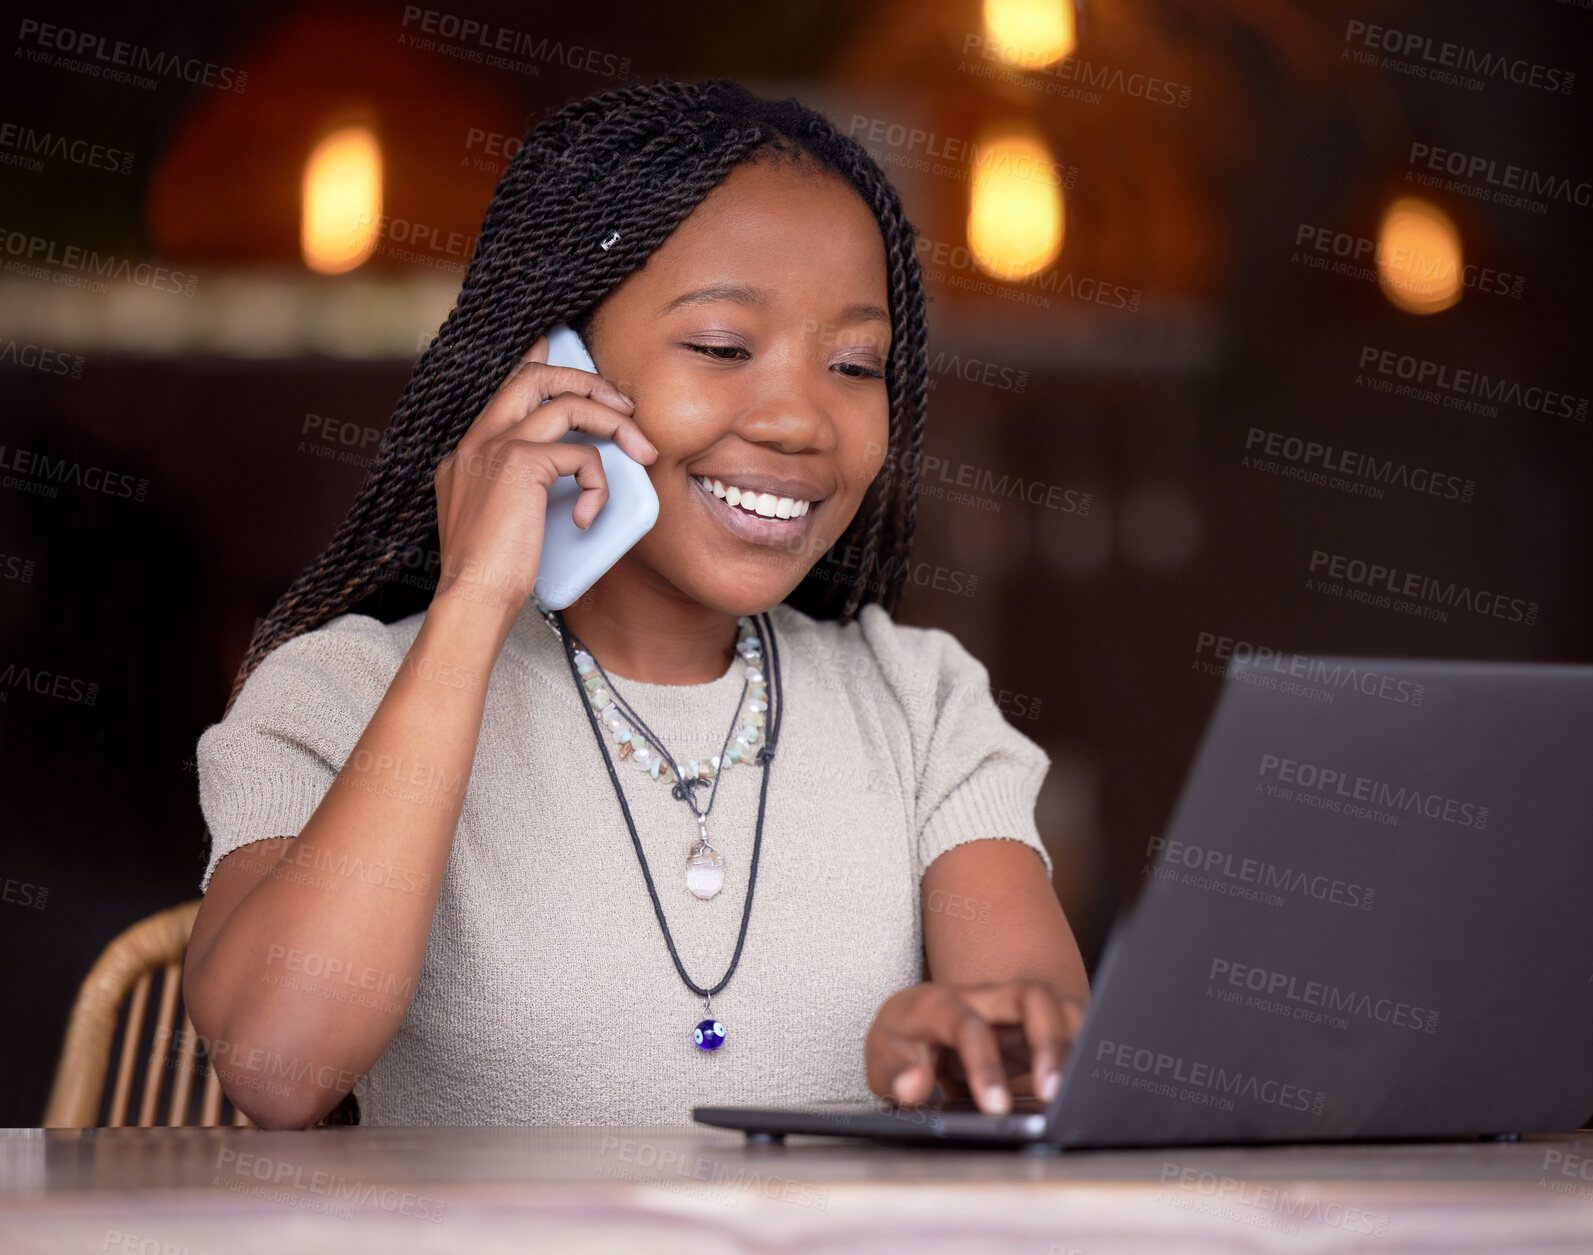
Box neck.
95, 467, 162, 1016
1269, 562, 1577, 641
557, 568, 743, 686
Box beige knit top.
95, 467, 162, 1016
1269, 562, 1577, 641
196, 595, 1053, 1125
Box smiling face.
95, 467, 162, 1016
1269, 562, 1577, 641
579, 151, 894, 618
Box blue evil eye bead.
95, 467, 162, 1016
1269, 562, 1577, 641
694, 1019, 726, 1051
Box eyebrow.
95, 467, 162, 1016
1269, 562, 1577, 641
658, 282, 891, 327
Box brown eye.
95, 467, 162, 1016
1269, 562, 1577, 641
685, 342, 749, 361
834, 361, 884, 379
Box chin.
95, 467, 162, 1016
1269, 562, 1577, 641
678, 565, 802, 619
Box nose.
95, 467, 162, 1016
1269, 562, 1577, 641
729, 340, 839, 456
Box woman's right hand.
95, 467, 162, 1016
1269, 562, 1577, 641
430, 333, 658, 624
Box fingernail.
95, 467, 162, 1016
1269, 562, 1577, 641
1040, 1070, 1061, 1101
644, 439, 659, 456
982, 1084, 1010, 1115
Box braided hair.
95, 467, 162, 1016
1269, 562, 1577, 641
226, 76, 930, 716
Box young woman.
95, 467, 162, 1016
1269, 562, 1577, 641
183, 77, 1090, 1128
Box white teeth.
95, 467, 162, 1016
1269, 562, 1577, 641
697, 475, 813, 519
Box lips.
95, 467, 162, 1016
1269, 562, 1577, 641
692, 474, 819, 548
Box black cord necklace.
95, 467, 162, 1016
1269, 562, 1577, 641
543, 605, 783, 1053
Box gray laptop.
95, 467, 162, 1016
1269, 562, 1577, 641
695, 656, 1593, 1149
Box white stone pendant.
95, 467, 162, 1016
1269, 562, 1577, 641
686, 839, 724, 900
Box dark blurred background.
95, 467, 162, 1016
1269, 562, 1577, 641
2, 0, 1588, 1126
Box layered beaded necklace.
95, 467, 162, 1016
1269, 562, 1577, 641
535, 597, 782, 1052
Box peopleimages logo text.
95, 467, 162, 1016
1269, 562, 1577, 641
213, 1150, 446, 1221
1309, 550, 1539, 625
847, 115, 1073, 186
0, 121, 133, 174
0, 227, 197, 295
1407, 143, 1590, 209
1094, 1039, 1328, 1114
1193, 633, 1426, 706
1244, 427, 1473, 502
398, 7, 631, 78
1294, 224, 1524, 298
1208, 958, 1441, 1033
1147, 836, 1376, 910
1343, 20, 1575, 94
1359, 345, 1588, 422
0, 444, 148, 500
15, 18, 248, 91
1258, 755, 1489, 828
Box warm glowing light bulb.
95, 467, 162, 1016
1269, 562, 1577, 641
968, 133, 1065, 281
301, 126, 382, 275
983, 0, 1076, 69
1375, 196, 1462, 315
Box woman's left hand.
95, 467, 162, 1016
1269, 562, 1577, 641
865, 980, 1087, 1114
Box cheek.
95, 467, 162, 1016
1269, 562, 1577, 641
635, 368, 727, 456
846, 402, 893, 487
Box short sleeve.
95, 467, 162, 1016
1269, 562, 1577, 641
195, 612, 405, 893
853, 605, 1054, 882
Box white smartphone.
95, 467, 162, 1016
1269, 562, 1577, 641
531, 323, 659, 611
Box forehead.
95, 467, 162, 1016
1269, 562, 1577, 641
630, 156, 890, 309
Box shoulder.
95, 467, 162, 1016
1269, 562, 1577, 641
853, 603, 977, 681
251, 610, 414, 674
766, 600, 985, 726
229, 611, 417, 718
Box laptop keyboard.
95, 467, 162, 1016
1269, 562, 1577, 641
928, 1096, 1050, 1116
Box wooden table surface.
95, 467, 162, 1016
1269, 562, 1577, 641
4, 1124, 1593, 1253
